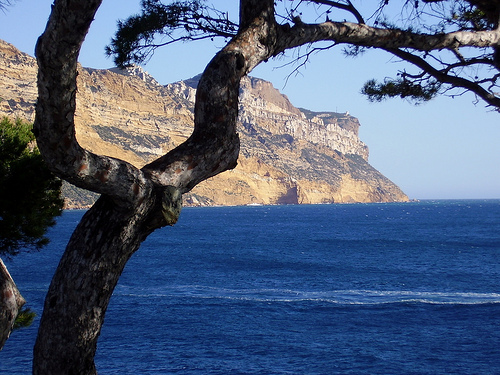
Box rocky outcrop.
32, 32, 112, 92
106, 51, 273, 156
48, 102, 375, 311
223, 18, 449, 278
238, 76, 369, 159
0, 41, 38, 121
0, 39, 409, 207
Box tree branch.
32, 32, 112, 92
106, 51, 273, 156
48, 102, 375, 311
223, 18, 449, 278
306, 0, 365, 24
33, 0, 154, 208
274, 19, 500, 56
386, 47, 500, 108
0, 258, 25, 350
143, 0, 277, 192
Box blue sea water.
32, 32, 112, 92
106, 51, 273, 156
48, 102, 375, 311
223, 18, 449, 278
1, 200, 500, 374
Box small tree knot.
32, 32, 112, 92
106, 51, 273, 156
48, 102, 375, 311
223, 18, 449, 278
161, 186, 182, 225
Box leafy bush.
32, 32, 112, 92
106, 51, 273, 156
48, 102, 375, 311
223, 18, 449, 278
0, 117, 64, 257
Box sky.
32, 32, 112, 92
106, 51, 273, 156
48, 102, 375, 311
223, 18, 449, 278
0, 0, 499, 200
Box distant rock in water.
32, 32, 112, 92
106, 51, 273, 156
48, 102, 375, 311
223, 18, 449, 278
0, 39, 408, 208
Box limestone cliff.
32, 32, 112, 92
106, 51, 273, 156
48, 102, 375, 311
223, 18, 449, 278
0, 39, 409, 207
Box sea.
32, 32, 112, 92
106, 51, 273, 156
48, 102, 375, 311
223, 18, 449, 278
1, 200, 500, 374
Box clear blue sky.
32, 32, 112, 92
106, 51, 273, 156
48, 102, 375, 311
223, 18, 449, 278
1, 0, 499, 199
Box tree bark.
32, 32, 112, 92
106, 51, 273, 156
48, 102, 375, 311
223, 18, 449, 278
33, 195, 163, 374
0, 258, 25, 350
33, 0, 276, 374
271, 19, 500, 56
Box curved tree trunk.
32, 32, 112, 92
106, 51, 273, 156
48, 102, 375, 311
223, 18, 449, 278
0, 258, 25, 350
32, 0, 277, 374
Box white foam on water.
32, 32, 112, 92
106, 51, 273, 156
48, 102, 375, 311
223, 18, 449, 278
114, 285, 500, 305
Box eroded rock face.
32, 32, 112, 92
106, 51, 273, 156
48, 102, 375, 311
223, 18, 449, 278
0, 39, 409, 207
238, 76, 369, 160
0, 41, 38, 121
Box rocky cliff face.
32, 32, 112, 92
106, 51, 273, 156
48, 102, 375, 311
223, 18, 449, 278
0, 39, 409, 207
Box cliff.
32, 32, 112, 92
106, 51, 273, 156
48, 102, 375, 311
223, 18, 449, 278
0, 39, 409, 207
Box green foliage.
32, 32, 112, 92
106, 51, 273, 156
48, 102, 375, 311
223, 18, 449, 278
453, 8, 491, 30
13, 307, 36, 330
447, 1, 495, 31
0, 117, 64, 257
361, 78, 441, 104
106, 0, 198, 67
106, 0, 236, 68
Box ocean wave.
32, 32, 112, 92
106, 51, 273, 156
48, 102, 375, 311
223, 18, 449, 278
114, 285, 500, 306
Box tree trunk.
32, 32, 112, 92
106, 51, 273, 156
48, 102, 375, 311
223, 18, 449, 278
33, 195, 164, 374
0, 257, 25, 350
32, 0, 277, 373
